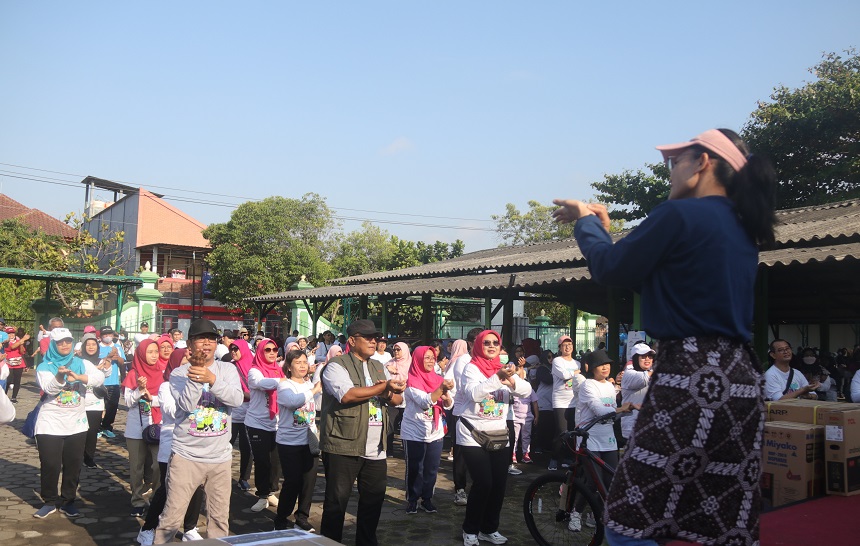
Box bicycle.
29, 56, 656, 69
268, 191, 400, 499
523, 410, 620, 546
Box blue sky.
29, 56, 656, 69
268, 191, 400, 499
1, 1, 857, 251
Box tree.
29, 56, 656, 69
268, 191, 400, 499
590, 163, 671, 222
743, 50, 860, 208
0, 215, 129, 322
492, 201, 576, 246
331, 222, 396, 278
203, 194, 338, 308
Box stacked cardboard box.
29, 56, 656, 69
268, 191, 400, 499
765, 399, 846, 425
822, 407, 860, 496
761, 421, 825, 507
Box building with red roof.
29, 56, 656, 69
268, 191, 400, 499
0, 193, 78, 239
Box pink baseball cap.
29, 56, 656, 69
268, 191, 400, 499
656, 129, 748, 172
83, 325, 97, 333
558, 335, 573, 345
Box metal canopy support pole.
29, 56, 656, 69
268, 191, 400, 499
606, 287, 619, 372
632, 293, 642, 331
753, 269, 770, 362
115, 285, 126, 333
569, 302, 577, 348
502, 292, 514, 350
311, 301, 319, 337
421, 295, 433, 342
359, 296, 368, 320
380, 298, 389, 337
484, 297, 492, 330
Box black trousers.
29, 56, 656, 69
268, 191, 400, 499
450, 415, 469, 491
230, 422, 253, 481
320, 452, 387, 546
142, 461, 205, 532
574, 449, 618, 512
386, 406, 404, 455
84, 410, 101, 464
460, 445, 511, 535
535, 410, 556, 452
275, 443, 317, 528
100, 385, 121, 431
554, 407, 576, 461
5, 367, 23, 398
36, 431, 87, 506
247, 426, 282, 497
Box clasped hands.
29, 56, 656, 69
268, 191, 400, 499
552, 200, 611, 231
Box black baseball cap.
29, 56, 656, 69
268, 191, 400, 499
346, 319, 382, 338
99, 325, 115, 335
188, 319, 218, 338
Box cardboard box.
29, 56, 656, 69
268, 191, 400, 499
765, 399, 852, 425
761, 421, 825, 507
823, 407, 860, 496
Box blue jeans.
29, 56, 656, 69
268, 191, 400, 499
605, 528, 658, 546
403, 438, 443, 502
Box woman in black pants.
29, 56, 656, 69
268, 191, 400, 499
80, 333, 111, 468
457, 330, 533, 546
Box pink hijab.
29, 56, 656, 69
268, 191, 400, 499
470, 330, 503, 378
231, 338, 254, 394
389, 342, 411, 380
325, 345, 343, 364
448, 339, 468, 363
407, 346, 444, 431
252, 338, 284, 419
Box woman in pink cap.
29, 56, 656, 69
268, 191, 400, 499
554, 129, 776, 546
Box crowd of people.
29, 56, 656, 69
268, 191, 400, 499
8, 130, 860, 546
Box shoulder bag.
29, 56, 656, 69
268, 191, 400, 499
459, 415, 509, 451
139, 401, 161, 445
22, 393, 48, 439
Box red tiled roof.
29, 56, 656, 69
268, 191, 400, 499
135, 189, 209, 249
0, 193, 78, 238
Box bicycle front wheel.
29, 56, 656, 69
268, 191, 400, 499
523, 472, 604, 546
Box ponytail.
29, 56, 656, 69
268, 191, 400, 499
692, 128, 777, 248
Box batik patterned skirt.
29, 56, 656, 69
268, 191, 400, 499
604, 336, 764, 546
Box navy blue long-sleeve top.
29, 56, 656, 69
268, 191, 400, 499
573, 196, 758, 342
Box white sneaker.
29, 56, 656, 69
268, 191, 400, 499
448, 453, 454, 461
477, 531, 508, 544
568, 511, 582, 532
454, 489, 468, 506
507, 465, 522, 475
266, 494, 279, 507
584, 512, 596, 528
463, 532, 480, 546
182, 527, 203, 541
251, 497, 269, 512
136, 528, 155, 545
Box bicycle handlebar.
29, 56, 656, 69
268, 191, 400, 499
561, 410, 619, 441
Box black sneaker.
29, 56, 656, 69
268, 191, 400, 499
294, 517, 315, 532
59, 503, 80, 518
130, 506, 146, 517
419, 499, 437, 513
83, 459, 97, 469
405, 500, 418, 514
10, 398, 17, 403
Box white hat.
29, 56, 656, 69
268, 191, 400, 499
50, 328, 74, 342
632, 343, 655, 356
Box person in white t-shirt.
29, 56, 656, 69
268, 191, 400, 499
569, 350, 634, 532
764, 339, 818, 401
620, 344, 655, 441
134, 322, 153, 346
549, 335, 583, 471
274, 349, 322, 532
373, 338, 393, 365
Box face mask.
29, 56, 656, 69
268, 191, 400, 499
102, 336, 114, 344
499, 355, 509, 365
803, 356, 816, 365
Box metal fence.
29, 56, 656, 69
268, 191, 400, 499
439, 322, 600, 353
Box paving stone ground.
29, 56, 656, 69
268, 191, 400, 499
0, 374, 555, 545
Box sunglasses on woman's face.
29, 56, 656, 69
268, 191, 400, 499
263, 347, 278, 353
229, 346, 239, 352
483, 340, 500, 347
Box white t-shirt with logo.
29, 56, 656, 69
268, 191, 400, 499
401, 386, 452, 443
764, 365, 809, 402
36, 362, 105, 436
576, 379, 618, 452
276, 379, 316, 446
552, 356, 583, 408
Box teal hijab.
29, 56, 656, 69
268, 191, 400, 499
38, 339, 86, 377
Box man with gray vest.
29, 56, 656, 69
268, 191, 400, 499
319, 319, 406, 545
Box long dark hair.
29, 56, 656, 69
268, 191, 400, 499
690, 128, 777, 248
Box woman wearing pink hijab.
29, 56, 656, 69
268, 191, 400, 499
386, 342, 411, 455
245, 338, 285, 512
401, 346, 454, 514
228, 338, 255, 492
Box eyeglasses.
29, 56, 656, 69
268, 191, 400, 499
772, 346, 792, 354
242, 334, 249, 337
483, 340, 500, 347
355, 334, 378, 341
229, 346, 239, 352
393, 347, 402, 352
263, 347, 278, 353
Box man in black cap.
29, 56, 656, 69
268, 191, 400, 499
319, 319, 406, 545
154, 319, 244, 543
98, 325, 126, 438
